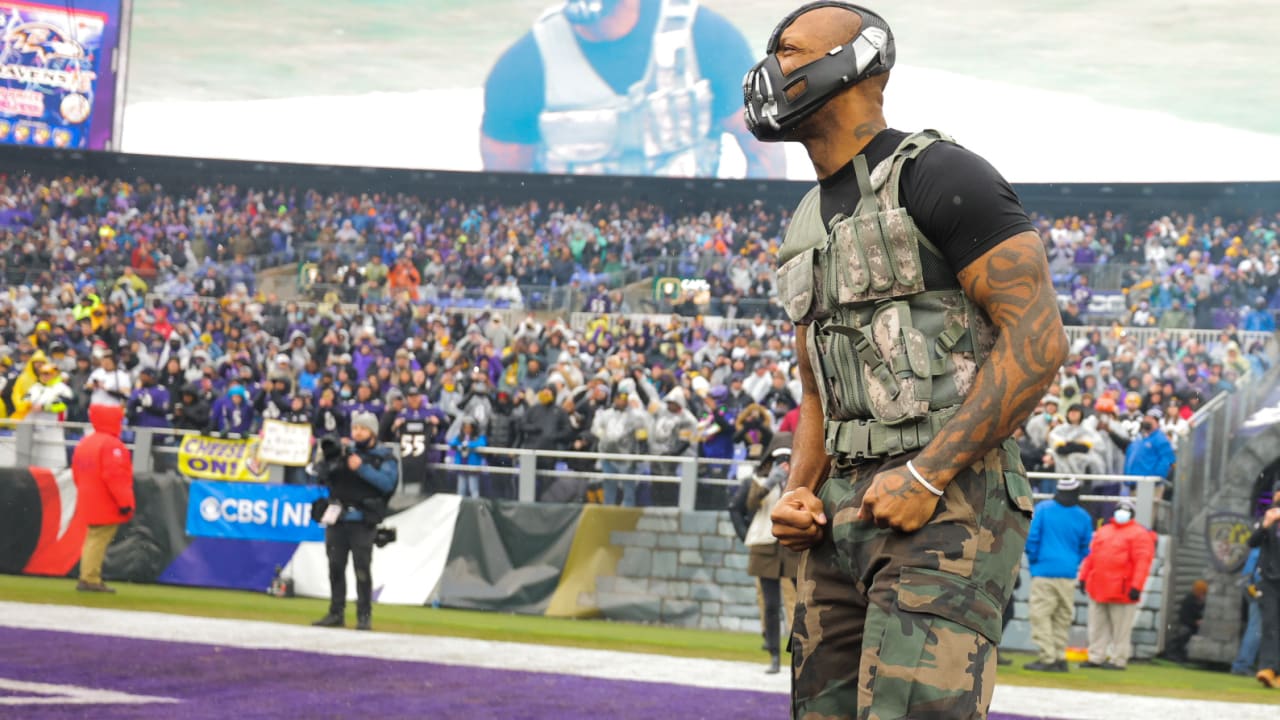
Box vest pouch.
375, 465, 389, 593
813, 321, 868, 422
643, 81, 713, 154
826, 215, 871, 304
880, 207, 927, 293
862, 301, 932, 426
539, 108, 621, 164
856, 214, 897, 294
777, 247, 821, 323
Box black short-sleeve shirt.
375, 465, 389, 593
818, 129, 1035, 289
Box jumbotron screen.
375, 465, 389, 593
0, 0, 127, 150
118, 0, 1280, 182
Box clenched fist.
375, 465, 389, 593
857, 464, 941, 533
771, 487, 827, 551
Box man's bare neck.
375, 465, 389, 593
804, 120, 887, 180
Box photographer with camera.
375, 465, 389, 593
310, 412, 398, 631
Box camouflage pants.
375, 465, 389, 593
791, 440, 1033, 720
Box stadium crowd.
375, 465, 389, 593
0, 171, 1277, 506
2, 173, 1280, 323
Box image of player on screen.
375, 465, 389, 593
480, 0, 785, 178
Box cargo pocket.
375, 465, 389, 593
1004, 471, 1035, 516
995, 435, 1034, 516
862, 566, 1000, 718
896, 566, 1004, 643
860, 302, 931, 426
776, 248, 819, 323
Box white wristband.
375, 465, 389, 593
906, 460, 944, 497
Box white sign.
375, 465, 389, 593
256, 420, 313, 467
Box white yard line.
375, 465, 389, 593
1, 602, 1274, 719
0, 678, 179, 706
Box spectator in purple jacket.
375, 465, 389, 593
214, 385, 256, 435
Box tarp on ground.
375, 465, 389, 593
107, 472, 192, 583
2, 464, 655, 618
544, 505, 642, 619
0, 468, 191, 583
0, 467, 58, 575
436, 499, 582, 614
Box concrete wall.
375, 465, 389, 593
594, 509, 758, 632
593, 508, 1172, 660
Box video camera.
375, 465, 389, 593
311, 435, 351, 481
319, 435, 352, 462
374, 526, 397, 548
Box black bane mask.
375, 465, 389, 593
743, 2, 895, 142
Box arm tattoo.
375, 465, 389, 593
916, 232, 1068, 485
881, 471, 925, 499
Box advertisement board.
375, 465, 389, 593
0, 0, 126, 150
186, 480, 326, 543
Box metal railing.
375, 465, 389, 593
568, 311, 787, 335
2, 418, 1167, 520
1063, 325, 1275, 351
1175, 362, 1280, 533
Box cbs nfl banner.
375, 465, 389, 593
186, 480, 327, 543
178, 434, 270, 482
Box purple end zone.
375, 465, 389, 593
0, 627, 1054, 719
0, 627, 785, 720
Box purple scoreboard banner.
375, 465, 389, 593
0, 0, 124, 150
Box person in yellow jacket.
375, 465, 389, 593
5, 349, 47, 422
28, 321, 53, 350
22, 362, 75, 468
73, 291, 102, 323
73, 290, 108, 333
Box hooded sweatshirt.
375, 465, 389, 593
71, 405, 135, 525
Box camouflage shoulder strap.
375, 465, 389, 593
877, 129, 957, 210
872, 129, 957, 260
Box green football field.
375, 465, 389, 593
1, 574, 1274, 705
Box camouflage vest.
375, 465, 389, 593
775, 130, 996, 460
532, 0, 719, 177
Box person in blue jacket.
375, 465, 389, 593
1233, 547, 1264, 675
449, 416, 488, 498
1024, 477, 1094, 672
311, 412, 398, 631
1123, 407, 1176, 488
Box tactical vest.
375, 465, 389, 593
531, 0, 719, 177
775, 130, 996, 461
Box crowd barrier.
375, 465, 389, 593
1, 417, 1167, 523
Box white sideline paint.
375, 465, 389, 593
0, 678, 178, 706
0, 602, 1274, 719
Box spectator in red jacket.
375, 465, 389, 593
1078, 498, 1156, 670
71, 404, 135, 593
